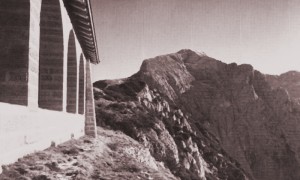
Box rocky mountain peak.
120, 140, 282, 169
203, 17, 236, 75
138, 50, 196, 101
94, 50, 300, 180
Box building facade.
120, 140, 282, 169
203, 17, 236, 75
0, 0, 99, 168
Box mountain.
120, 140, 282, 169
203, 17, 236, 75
93, 49, 300, 180
266, 71, 300, 101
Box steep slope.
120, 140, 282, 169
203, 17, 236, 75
0, 128, 177, 180
266, 71, 300, 101
94, 49, 300, 180
94, 72, 249, 179
135, 49, 300, 180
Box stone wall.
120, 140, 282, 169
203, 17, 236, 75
0, 0, 30, 105
0, 103, 85, 170
0, 0, 97, 170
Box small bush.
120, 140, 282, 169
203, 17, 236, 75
107, 143, 118, 151
96, 109, 115, 126
106, 103, 126, 111
93, 81, 108, 89
103, 89, 129, 101
102, 95, 115, 101
114, 162, 142, 173
115, 121, 136, 137
226, 167, 246, 180
175, 167, 199, 180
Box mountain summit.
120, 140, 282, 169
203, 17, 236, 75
94, 49, 300, 180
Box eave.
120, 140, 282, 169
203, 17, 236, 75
63, 0, 100, 64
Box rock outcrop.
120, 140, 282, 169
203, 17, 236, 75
94, 67, 248, 179
266, 71, 300, 101
94, 49, 300, 180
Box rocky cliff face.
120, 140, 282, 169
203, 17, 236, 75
266, 71, 300, 101
94, 49, 300, 180
94, 79, 248, 180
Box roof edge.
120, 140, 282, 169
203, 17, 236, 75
85, 0, 100, 64
63, 0, 100, 64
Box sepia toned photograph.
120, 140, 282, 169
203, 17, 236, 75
1, 0, 300, 179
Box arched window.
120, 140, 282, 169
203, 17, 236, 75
38, 0, 64, 111
78, 54, 85, 114
66, 30, 78, 113
0, 0, 30, 105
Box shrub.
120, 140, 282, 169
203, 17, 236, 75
106, 103, 126, 111
107, 143, 118, 151
96, 109, 115, 126
103, 89, 129, 101
93, 81, 108, 89
114, 162, 142, 173
175, 167, 199, 180
102, 95, 115, 101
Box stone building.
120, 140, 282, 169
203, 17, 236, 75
0, 0, 99, 168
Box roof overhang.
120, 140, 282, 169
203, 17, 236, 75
63, 0, 100, 64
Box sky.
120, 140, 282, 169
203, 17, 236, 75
90, 0, 300, 82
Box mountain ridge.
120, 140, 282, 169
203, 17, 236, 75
94, 49, 300, 180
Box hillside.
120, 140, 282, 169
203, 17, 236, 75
94, 49, 300, 180
0, 128, 176, 180
2, 49, 299, 180
266, 71, 300, 101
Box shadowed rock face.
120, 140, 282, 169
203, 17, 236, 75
94, 49, 300, 180
266, 71, 300, 101
94, 80, 249, 180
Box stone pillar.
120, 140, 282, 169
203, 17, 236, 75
28, 0, 42, 109
0, 0, 30, 105
85, 60, 96, 137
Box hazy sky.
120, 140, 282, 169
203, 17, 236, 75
91, 0, 300, 81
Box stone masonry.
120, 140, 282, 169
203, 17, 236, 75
0, 0, 100, 169
85, 61, 97, 137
